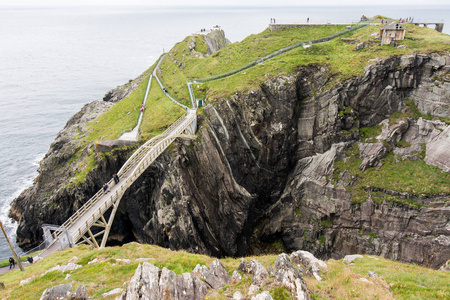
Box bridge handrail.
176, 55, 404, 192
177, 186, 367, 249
69, 112, 196, 243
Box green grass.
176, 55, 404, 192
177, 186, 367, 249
1, 244, 447, 299
308, 255, 450, 300
333, 149, 450, 205
139, 78, 186, 141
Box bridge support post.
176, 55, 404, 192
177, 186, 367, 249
100, 201, 121, 249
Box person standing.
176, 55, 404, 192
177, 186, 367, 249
9, 257, 15, 269
102, 183, 110, 194
113, 174, 119, 184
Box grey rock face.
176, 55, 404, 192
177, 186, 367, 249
40, 282, 72, 300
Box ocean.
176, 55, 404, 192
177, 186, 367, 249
0, 5, 449, 259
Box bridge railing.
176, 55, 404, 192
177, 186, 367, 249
52, 112, 193, 244
69, 111, 196, 244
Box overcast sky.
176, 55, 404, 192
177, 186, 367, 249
0, 0, 449, 6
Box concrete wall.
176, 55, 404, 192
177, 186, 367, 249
269, 23, 337, 31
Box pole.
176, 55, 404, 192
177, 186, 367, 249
0, 221, 24, 271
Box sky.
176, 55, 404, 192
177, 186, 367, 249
0, 0, 449, 6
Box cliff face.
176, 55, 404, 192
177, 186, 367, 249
110, 53, 449, 268
11, 52, 450, 269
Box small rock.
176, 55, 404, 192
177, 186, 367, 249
101, 288, 123, 298
248, 284, 260, 295
439, 260, 450, 271
88, 258, 99, 265
116, 259, 131, 264
368, 271, 379, 277
397, 45, 407, 49
136, 258, 153, 262
251, 291, 273, 300
40, 282, 72, 300
61, 263, 82, 272
358, 278, 374, 284
233, 291, 245, 300
65, 274, 72, 280
232, 270, 242, 281
68, 256, 79, 263
343, 254, 364, 264
20, 276, 35, 286
237, 258, 251, 273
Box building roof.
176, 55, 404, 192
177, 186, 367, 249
380, 22, 406, 31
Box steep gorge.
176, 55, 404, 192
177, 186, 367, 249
10, 47, 450, 268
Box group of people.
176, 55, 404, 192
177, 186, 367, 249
270, 18, 276, 24
399, 17, 414, 23
102, 174, 120, 194
8, 256, 33, 270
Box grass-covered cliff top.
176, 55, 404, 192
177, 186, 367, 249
159, 21, 450, 103
0, 243, 448, 299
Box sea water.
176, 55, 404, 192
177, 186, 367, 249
0, 5, 449, 258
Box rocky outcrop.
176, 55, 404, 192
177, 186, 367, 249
203, 30, 231, 56
11, 50, 450, 269
122, 253, 310, 299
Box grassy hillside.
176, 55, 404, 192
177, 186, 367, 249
159, 23, 450, 100
0, 243, 448, 299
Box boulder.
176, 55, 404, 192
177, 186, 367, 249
237, 258, 251, 273
232, 270, 242, 281
203, 259, 231, 289
291, 250, 327, 281
249, 259, 269, 286
39, 282, 72, 300
274, 254, 310, 300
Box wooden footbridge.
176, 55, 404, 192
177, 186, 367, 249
40, 58, 197, 257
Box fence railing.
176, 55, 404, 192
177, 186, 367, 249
192, 23, 368, 84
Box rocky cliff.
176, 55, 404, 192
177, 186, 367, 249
10, 46, 450, 269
